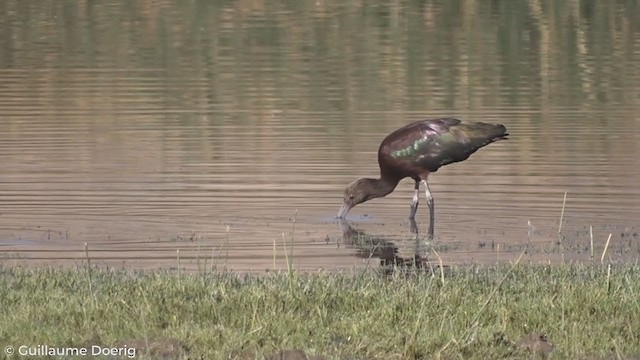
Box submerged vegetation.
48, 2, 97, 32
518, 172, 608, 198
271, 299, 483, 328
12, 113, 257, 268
1, 263, 639, 359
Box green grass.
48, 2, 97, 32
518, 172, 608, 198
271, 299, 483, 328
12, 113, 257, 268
0, 263, 639, 359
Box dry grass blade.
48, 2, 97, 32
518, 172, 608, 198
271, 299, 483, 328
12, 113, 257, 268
601, 233, 612, 264
558, 192, 567, 263
432, 248, 445, 285
590, 225, 594, 262
460, 251, 525, 344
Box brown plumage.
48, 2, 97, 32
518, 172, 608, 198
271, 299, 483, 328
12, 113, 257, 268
337, 118, 509, 239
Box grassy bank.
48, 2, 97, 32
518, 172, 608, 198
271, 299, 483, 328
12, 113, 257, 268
1, 263, 639, 359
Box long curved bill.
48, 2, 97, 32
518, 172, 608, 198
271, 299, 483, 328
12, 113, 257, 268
337, 202, 351, 219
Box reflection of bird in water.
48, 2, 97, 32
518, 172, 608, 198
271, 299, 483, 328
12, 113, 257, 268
527, 219, 536, 238
338, 219, 430, 273
527, 219, 542, 238
337, 118, 509, 239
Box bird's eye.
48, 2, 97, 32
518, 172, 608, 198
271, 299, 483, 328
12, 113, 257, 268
349, 195, 355, 199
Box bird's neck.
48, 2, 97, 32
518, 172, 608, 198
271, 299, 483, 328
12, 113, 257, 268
368, 176, 400, 199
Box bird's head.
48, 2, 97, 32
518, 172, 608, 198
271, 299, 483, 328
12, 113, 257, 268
337, 178, 376, 219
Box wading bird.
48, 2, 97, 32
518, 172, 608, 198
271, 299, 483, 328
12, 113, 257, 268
337, 118, 508, 239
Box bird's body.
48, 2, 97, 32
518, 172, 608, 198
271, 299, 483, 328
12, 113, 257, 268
337, 118, 508, 239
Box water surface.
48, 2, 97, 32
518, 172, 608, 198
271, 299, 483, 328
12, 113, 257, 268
1, 1, 639, 271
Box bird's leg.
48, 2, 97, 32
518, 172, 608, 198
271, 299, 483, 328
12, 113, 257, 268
409, 217, 419, 237
422, 179, 435, 240
409, 180, 420, 219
